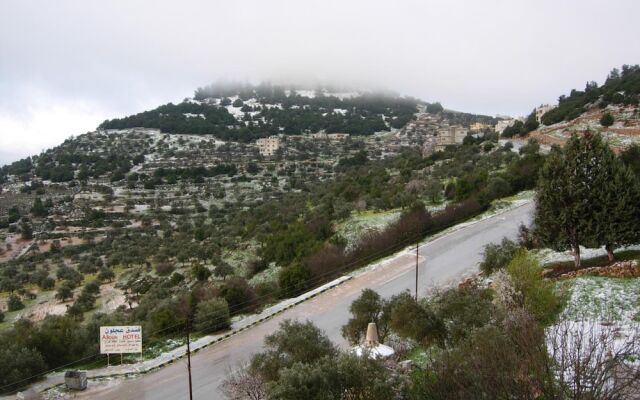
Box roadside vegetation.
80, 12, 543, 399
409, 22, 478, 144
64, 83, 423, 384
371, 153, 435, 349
0, 118, 544, 393
222, 133, 640, 399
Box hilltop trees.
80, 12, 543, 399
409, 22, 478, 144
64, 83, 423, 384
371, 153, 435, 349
535, 133, 640, 267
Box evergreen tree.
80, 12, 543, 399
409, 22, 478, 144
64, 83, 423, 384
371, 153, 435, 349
31, 197, 47, 217
600, 112, 614, 127
523, 110, 540, 132
535, 133, 611, 267
596, 163, 640, 262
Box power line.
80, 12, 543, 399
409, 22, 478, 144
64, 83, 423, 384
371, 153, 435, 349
0, 216, 464, 393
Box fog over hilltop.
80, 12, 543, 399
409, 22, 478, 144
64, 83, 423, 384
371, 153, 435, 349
1, 0, 639, 164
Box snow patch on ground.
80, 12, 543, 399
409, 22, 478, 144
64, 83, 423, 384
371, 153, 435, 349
561, 277, 640, 323
535, 244, 640, 265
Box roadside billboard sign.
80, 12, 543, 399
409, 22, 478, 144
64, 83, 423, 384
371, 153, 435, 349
100, 326, 142, 354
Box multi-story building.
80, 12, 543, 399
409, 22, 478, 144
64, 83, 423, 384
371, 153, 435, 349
469, 122, 491, 132
256, 136, 281, 156
327, 133, 350, 141
435, 126, 467, 151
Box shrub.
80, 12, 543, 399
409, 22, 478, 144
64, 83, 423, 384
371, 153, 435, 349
39, 277, 55, 290
191, 262, 211, 282
220, 277, 255, 314
0, 344, 47, 394
600, 112, 614, 127
250, 319, 337, 382
506, 251, 563, 325
146, 300, 186, 335
194, 298, 231, 333
7, 294, 25, 312
431, 286, 496, 346
479, 238, 519, 276
97, 268, 115, 283
388, 292, 445, 346
278, 264, 311, 298
155, 261, 174, 276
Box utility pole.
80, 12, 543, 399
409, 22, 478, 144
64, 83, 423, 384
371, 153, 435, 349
186, 321, 193, 400
415, 241, 419, 301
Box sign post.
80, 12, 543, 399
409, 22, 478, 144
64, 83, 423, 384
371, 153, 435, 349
100, 326, 143, 365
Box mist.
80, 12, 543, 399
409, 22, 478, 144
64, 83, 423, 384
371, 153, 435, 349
1, 0, 639, 164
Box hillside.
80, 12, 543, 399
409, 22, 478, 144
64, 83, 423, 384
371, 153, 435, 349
519, 65, 640, 150
99, 83, 420, 141
0, 84, 535, 394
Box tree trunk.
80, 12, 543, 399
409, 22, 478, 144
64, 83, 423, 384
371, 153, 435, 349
573, 244, 581, 269
605, 244, 615, 264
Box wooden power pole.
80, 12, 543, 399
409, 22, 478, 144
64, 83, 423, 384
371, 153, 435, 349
186, 321, 193, 400
415, 241, 419, 301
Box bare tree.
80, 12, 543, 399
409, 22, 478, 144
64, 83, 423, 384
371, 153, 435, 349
547, 319, 640, 399
220, 364, 266, 400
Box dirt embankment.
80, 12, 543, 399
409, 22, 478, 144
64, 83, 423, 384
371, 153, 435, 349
545, 260, 639, 279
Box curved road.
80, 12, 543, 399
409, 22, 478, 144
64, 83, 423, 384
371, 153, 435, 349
81, 202, 533, 400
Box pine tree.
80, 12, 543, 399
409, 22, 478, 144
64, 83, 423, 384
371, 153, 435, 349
596, 162, 640, 262
534, 133, 610, 268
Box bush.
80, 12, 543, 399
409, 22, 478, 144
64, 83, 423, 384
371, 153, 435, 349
409, 312, 553, 399
506, 251, 563, 325
278, 264, 311, 298
388, 292, 445, 346
269, 353, 395, 400
169, 272, 185, 286
250, 319, 337, 382
155, 261, 174, 276
479, 238, 519, 276
146, 300, 186, 335
191, 262, 211, 282
220, 277, 255, 314
7, 294, 25, 312
0, 343, 47, 394
600, 112, 614, 127
39, 277, 55, 290
431, 286, 496, 346
194, 298, 231, 333
97, 268, 115, 283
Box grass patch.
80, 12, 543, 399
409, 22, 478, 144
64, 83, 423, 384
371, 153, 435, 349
541, 249, 640, 275
560, 276, 640, 322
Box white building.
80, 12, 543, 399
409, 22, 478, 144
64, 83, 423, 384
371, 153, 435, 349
256, 136, 281, 156
495, 119, 516, 134
327, 133, 350, 141
535, 104, 556, 123
435, 126, 467, 151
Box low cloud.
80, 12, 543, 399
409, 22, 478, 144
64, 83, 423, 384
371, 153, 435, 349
1, 0, 639, 164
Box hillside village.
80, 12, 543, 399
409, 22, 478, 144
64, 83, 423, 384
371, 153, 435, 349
1, 76, 640, 398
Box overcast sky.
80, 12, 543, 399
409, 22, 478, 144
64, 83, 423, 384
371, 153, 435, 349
1, 0, 639, 165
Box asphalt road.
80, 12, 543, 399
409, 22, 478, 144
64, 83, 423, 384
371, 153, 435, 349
81, 202, 533, 400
